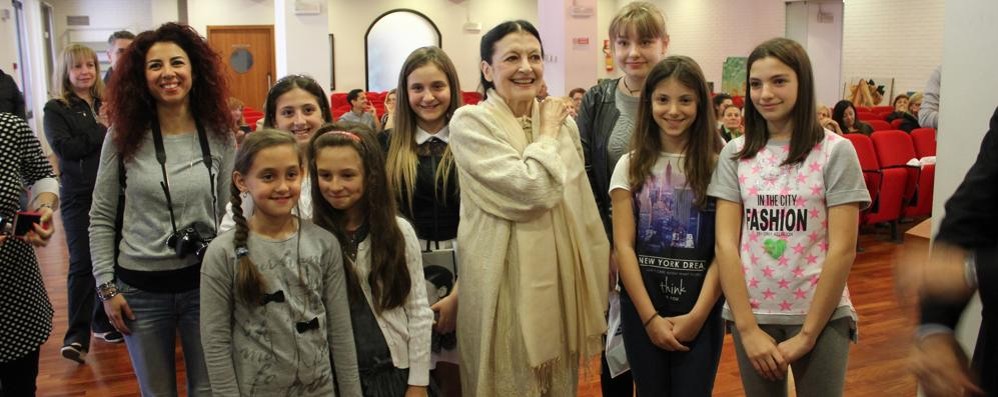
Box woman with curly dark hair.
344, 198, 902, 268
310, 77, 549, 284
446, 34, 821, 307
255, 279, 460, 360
89, 22, 235, 396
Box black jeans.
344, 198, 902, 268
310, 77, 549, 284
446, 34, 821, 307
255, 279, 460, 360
620, 294, 724, 396
0, 348, 40, 396
62, 194, 112, 350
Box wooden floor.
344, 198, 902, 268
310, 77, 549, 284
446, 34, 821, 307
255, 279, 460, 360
32, 214, 917, 396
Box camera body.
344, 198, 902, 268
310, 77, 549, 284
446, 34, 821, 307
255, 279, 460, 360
167, 224, 214, 261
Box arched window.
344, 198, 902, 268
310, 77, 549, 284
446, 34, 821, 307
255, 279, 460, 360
365, 9, 441, 92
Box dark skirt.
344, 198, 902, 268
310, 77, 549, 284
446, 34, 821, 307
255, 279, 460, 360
350, 294, 438, 397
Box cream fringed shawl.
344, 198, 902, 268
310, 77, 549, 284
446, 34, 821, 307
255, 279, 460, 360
450, 90, 609, 396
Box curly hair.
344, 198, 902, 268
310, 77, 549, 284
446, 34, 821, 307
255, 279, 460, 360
106, 22, 233, 160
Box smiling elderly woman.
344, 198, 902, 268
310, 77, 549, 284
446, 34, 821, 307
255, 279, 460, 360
449, 20, 609, 397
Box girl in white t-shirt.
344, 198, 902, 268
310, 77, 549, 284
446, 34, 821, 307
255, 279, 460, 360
609, 55, 724, 396
707, 38, 869, 396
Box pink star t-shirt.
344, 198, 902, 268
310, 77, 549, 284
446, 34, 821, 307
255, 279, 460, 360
707, 131, 870, 328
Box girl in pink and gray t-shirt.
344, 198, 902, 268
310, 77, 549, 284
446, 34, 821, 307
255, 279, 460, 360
707, 38, 870, 397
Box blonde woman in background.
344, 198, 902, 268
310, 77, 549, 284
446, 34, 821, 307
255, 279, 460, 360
43, 44, 120, 364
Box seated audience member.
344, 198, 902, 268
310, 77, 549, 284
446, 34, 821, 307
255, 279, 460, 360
382, 88, 397, 131
818, 103, 844, 134
568, 87, 585, 117
338, 88, 381, 130
536, 82, 550, 101
908, 92, 923, 120
712, 93, 733, 129
833, 99, 874, 135
886, 93, 919, 132
718, 104, 742, 141
227, 97, 249, 145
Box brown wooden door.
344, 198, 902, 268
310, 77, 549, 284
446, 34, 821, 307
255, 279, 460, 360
207, 25, 275, 112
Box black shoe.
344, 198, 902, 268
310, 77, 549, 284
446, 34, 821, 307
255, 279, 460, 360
95, 330, 124, 343
61, 343, 86, 364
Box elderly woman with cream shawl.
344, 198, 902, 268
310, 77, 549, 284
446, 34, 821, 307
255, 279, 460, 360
450, 20, 610, 396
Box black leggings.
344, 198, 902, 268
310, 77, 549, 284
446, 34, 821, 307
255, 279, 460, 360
0, 348, 40, 396
620, 295, 724, 397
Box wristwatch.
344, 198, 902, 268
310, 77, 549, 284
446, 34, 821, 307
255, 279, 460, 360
97, 281, 119, 301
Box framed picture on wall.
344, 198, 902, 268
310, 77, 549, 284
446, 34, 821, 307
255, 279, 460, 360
843, 77, 894, 107
329, 34, 336, 91
721, 57, 747, 96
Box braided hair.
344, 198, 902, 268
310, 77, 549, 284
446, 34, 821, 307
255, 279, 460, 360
230, 129, 303, 304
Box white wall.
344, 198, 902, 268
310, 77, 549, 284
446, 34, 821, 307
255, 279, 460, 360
931, 0, 998, 374
842, 0, 944, 96
786, 1, 844, 108
933, 1, 998, 225
48, 0, 152, 57
186, 0, 274, 38
0, 3, 21, 87
328, 0, 537, 94
602, 0, 785, 94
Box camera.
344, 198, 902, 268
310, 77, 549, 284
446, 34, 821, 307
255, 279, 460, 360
167, 225, 214, 261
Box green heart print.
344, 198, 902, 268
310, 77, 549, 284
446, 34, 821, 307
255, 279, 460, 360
763, 238, 787, 260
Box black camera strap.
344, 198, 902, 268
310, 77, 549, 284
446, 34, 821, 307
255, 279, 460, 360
151, 119, 217, 235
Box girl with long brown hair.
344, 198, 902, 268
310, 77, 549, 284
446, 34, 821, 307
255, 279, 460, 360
309, 123, 434, 396
708, 38, 869, 396
610, 56, 724, 395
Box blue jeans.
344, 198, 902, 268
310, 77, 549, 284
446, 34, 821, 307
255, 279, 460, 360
117, 280, 211, 397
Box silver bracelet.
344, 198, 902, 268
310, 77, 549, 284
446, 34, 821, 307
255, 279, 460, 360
97, 281, 119, 301
964, 251, 978, 290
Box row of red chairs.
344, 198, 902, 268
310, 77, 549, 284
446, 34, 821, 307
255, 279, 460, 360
857, 105, 894, 114
329, 91, 483, 120
843, 128, 935, 242
237, 91, 487, 132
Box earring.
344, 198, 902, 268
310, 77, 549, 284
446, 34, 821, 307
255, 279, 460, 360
240, 191, 249, 199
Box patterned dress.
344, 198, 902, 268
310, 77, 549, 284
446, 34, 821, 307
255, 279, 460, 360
0, 112, 58, 363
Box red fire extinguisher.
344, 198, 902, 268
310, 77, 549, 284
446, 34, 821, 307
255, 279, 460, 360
603, 39, 613, 71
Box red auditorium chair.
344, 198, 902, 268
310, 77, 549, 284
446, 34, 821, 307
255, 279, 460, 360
461, 91, 483, 105
867, 120, 892, 131
870, 130, 934, 220
910, 128, 936, 158
872, 105, 894, 114
857, 111, 880, 122
856, 106, 873, 113
890, 118, 904, 130
843, 133, 906, 242
877, 111, 894, 120
242, 108, 264, 131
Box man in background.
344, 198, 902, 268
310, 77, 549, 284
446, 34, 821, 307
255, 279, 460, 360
103, 30, 135, 84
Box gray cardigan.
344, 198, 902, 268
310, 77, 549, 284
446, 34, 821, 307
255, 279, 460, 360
200, 222, 362, 396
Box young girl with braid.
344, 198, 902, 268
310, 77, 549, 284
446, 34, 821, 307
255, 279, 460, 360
199, 129, 361, 396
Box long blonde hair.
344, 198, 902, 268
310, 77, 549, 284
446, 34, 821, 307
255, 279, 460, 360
52, 44, 104, 104
385, 47, 463, 212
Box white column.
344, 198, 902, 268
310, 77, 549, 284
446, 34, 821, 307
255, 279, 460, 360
538, 0, 598, 97
274, 0, 331, 92
785, 0, 843, 108
932, 0, 998, 378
